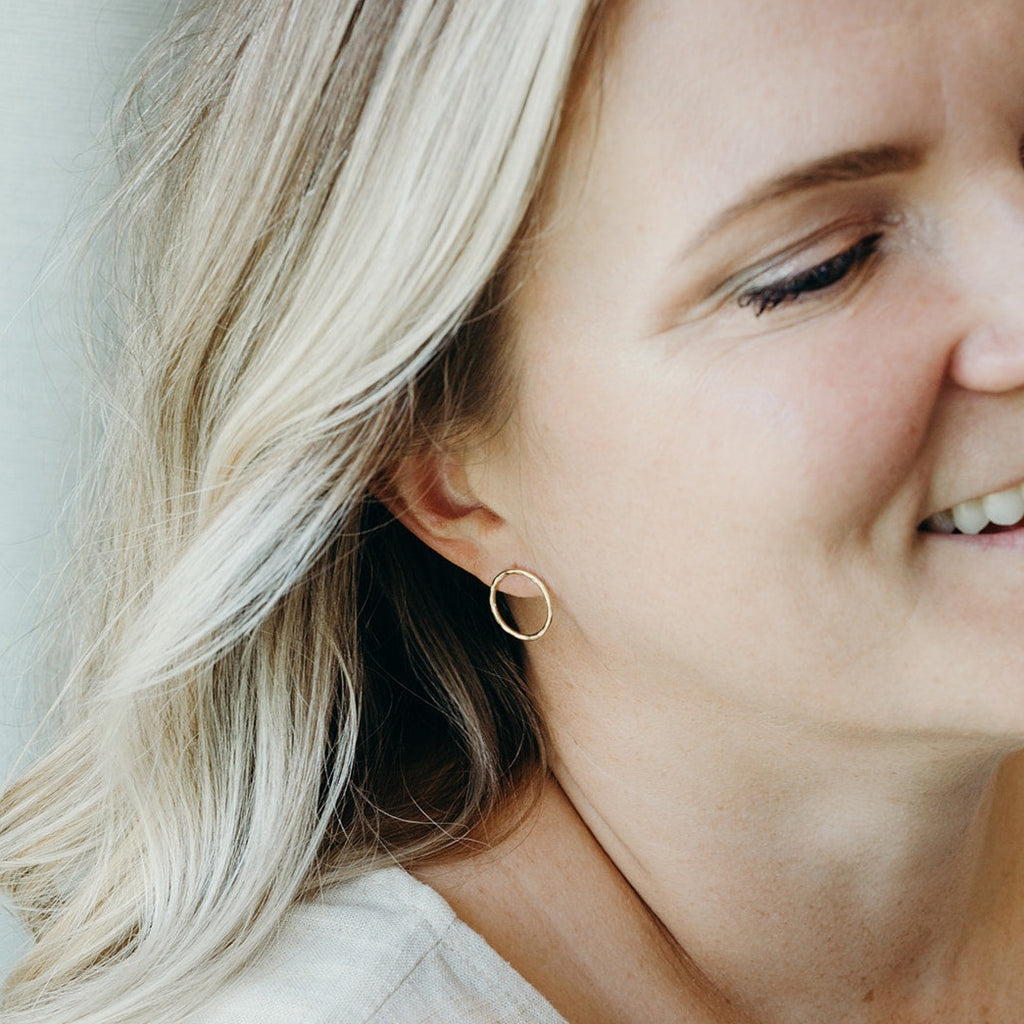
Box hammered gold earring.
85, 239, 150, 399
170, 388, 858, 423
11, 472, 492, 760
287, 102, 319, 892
488, 568, 553, 641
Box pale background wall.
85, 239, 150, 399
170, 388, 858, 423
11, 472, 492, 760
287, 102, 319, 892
0, 0, 172, 978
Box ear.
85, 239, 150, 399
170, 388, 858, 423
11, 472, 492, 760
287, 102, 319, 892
381, 446, 537, 596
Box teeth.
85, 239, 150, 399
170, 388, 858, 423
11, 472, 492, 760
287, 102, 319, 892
982, 486, 1024, 525
927, 509, 958, 534
932, 481, 1024, 534
952, 499, 989, 535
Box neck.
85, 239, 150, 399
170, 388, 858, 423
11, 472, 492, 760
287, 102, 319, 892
542, 685, 1023, 1023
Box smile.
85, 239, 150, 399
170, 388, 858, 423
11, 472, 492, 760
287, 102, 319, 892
921, 482, 1024, 535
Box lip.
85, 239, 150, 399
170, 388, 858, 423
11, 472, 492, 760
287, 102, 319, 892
919, 521, 1024, 548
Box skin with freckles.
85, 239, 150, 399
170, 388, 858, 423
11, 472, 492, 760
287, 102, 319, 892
399, 0, 1024, 1021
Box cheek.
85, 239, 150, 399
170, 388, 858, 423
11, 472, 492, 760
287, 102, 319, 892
518, 319, 929, 544
792, 326, 941, 514
507, 306, 943, 671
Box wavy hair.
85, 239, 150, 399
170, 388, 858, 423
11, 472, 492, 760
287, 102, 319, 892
0, 2, 601, 1020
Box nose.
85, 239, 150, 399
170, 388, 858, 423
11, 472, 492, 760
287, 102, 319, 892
947, 322, 1024, 393
946, 167, 1024, 394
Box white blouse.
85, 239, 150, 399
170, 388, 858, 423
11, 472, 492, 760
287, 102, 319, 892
191, 866, 567, 1023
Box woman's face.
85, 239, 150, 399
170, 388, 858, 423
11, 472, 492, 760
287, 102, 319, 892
474, 0, 1024, 741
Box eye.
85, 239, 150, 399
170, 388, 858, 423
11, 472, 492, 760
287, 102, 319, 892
738, 232, 883, 317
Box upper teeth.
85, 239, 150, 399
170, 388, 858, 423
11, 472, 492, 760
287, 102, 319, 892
926, 482, 1024, 534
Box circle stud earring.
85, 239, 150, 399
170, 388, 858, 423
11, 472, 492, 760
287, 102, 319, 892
488, 568, 553, 641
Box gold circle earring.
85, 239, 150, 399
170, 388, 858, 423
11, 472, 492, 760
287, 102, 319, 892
488, 568, 553, 641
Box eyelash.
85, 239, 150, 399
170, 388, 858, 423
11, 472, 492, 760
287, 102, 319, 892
737, 232, 884, 317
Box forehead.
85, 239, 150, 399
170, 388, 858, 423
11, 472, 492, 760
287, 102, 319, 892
607, 0, 1021, 131
593, 0, 1023, 191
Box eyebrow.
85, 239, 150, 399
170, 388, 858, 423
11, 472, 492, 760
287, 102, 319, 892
681, 143, 926, 258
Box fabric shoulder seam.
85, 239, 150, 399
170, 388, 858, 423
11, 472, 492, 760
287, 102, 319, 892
355, 913, 461, 1024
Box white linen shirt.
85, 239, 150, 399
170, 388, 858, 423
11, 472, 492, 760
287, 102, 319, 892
190, 867, 568, 1023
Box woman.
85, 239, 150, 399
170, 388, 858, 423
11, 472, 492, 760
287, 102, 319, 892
4, 0, 1024, 1020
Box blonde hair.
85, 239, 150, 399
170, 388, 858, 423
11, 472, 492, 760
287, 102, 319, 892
0, 2, 600, 1020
